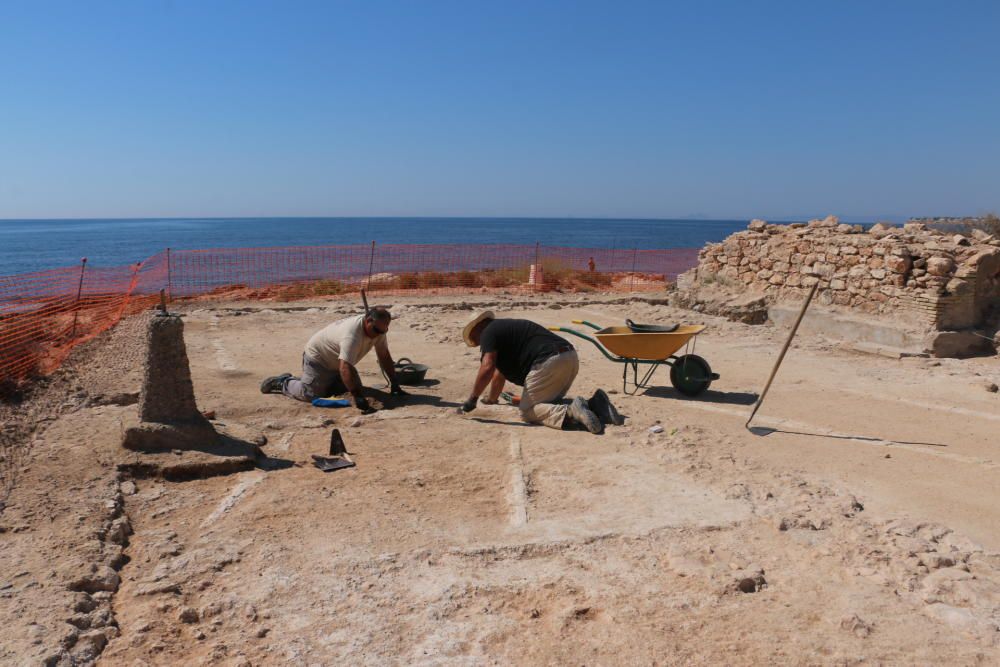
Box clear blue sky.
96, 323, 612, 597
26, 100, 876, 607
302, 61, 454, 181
1, 0, 998, 221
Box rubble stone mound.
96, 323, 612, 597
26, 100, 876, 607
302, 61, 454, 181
678, 216, 1000, 357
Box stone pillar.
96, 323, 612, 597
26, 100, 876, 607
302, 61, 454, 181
138, 314, 205, 425
124, 313, 214, 451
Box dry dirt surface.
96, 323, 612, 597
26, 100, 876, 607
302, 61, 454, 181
2, 292, 999, 665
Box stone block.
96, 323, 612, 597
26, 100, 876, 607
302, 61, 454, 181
927, 257, 954, 276
811, 263, 835, 279
885, 255, 911, 274
848, 266, 867, 278
869, 223, 893, 237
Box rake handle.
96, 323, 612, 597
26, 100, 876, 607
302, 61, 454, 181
745, 281, 819, 428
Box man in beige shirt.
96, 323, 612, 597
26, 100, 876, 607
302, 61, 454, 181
261, 307, 406, 412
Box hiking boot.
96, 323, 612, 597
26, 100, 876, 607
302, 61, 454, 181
568, 396, 603, 434
588, 389, 624, 426
260, 373, 292, 394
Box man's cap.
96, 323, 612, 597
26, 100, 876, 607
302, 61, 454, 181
462, 311, 495, 347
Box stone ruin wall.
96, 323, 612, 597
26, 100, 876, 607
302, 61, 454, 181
693, 216, 1000, 332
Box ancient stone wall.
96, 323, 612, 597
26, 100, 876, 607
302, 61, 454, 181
694, 216, 1000, 331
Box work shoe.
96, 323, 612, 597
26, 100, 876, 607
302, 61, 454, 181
588, 389, 624, 426
568, 396, 603, 434
260, 373, 292, 394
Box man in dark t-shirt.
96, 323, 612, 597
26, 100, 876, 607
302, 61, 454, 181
457, 311, 623, 433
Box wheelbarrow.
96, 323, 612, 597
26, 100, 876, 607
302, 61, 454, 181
548, 320, 719, 396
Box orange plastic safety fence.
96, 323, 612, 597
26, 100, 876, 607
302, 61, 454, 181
1, 244, 697, 383
164, 243, 698, 298
0, 255, 166, 384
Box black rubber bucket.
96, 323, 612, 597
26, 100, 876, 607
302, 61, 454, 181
394, 357, 429, 385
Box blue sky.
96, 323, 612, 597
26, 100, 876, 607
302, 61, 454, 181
1, 0, 998, 221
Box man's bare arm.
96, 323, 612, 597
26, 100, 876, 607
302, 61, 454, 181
467, 352, 497, 403
339, 361, 365, 399
482, 369, 506, 403
375, 344, 397, 384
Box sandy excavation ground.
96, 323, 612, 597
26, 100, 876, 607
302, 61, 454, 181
2, 292, 1000, 665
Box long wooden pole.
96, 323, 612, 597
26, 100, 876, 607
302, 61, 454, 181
745, 281, 819, 429
366, 240, 376, 292
70, 258, 88, 337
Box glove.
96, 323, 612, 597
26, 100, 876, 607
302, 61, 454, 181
355, 396, 376, 414
390, 383, 409, 397
460, 397, 478, 413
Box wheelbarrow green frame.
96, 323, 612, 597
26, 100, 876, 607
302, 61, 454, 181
548, 320, 719, 396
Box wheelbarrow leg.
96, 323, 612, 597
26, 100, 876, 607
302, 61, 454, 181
621, 359, 653, 396
636, 362, 660, 391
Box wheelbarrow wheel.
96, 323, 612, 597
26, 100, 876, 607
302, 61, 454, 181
670, 355, 714, 396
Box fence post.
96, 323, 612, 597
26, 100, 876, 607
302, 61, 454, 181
533, 242, 540, 293
366, 240, 376, 292
166, 247, 172, 302
630, 248, 638, 293
70, 257, 88, 338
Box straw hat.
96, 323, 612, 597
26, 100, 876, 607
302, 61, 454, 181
462, 311, 495, 347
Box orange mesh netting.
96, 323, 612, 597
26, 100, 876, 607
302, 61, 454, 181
0, 243, 697, 383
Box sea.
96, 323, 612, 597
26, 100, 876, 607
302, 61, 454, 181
0, 217, 761, 277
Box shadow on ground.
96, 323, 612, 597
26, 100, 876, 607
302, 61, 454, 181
748, 426, 949, 448
644, 387, 759, 405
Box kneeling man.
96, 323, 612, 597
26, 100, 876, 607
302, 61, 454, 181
459, 311, 622, 433
260, 307, 406, 413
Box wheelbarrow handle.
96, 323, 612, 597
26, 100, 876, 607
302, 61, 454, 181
571, 319, 602, 330
548, 326, 620, 362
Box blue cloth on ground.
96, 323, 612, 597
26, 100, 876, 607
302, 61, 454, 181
311, 397, 352, 408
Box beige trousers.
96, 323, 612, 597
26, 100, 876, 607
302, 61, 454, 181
519, 350, 579, 429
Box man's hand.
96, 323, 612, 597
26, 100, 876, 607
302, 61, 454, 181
460, 397, 478, 413
390, 382, 409, 397
355, 395, 376, 414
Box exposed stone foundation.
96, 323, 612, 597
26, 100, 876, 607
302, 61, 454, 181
683, 216, 1000, 356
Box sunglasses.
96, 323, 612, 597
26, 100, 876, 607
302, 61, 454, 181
370, 319, 389, 334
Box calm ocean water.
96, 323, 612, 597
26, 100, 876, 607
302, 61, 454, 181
0, 217, 753, 277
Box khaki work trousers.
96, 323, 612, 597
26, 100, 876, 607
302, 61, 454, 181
519, 350, 579, 429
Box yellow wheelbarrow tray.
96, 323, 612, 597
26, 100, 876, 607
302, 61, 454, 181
549, 320, 719, 396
